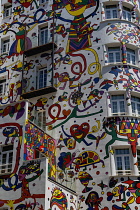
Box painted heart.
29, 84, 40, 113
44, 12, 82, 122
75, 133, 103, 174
62, 109, 71, 117
70, 123, 89, 143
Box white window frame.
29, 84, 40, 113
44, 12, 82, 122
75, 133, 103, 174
3, 4, 12, 18
108, 47, 121, 63
114, 148, 132, 175
126, 48, 135, 65
111, 94, 126, 115
131, 96, 140, 116
34, 110, 46, 131
122, 6, 131, 21
39, 26, 48, 46
105, 5, 118, 19
38, 67, 47, 89
2, 38, 10, 54
0, 144, 13, 174
0, 79, 6, 95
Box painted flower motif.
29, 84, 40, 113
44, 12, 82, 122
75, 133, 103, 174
67, 171, 74, 178
58, 172, 64, 180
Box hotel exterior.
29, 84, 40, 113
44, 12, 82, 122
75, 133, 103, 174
0, 0, 140, 209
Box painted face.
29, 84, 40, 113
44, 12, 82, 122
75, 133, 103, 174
70, 123, 89, 143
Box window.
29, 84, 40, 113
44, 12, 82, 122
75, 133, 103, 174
38, 67, 47, 89
2, 39, 10, 53
123, 6, 131, 21
137, 149, 140, 172
34, 149, 45, 159
111, 95, 126, 115
0, 79, 6, 95
34, 110, 46, 131
105, 5, 118, 19
131, 96, 140, 116
115, 148, 131, 175
126, 48, 135, 65
0, 144, 13, 174
39, 26, 48, 45
108, 47, 121, 63
3, 4, 12, 18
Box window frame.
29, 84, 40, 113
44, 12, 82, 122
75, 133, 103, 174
122, 6, 131, 22
105, 5, 118, 19
131, 96, 140, 116
108, 47, 121, 63
3, 4, 12, 18
126, 48, 135, 65
39, 26, 48, 46
111, 94, 126, 116
114, 148, 132, 176
2, 38, 10, 54
0, 79, 6, 95
0, 144, 13, 175
34, 109, 46, 131
37, 67, 48, 90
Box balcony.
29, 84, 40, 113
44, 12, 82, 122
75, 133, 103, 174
21, 86, 57, 99
24, 42, 57, 57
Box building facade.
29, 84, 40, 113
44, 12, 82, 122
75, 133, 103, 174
0, 0, 140, 209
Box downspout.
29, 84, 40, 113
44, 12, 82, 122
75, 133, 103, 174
21, 24, 26, 95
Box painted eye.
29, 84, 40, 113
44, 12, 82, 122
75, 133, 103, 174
72, 127, 77, 131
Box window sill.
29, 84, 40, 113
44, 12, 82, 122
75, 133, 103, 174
100, 18, 139, 26
110, 174, 139, 177
107, 114, 140, 118
103, 63, 140, 68
21, 86, 57, 99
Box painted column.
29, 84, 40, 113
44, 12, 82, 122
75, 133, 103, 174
106, 92, 111, 116
122, 42, 127, 64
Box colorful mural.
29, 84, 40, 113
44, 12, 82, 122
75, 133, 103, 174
0, 0, 140, 209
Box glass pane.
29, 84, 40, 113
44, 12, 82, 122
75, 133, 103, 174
119, 101, 125, 112
132, 102, 136, 113
106, 11, 111, 19
116, 156, 122, 170
109, 53, 114, 63
124, 156, 130, 170
123, 11, 126, 19
137, 104, 140, 115
115, 52, 120, 62
127, 53, 130, 63
113, 10, 117, 18
132, 55, 135, 65
112, 101, 117, 113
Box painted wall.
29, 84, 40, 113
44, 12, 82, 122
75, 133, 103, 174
0, 0, 140, 209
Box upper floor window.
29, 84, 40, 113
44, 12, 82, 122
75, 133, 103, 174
131, 96, 140, 116
115, 148, 131, 175
3, 4, 12, 18
111, 95, 125, 115
2, 39, 10, 53
105, 5, 118, 19
0, 144, 13, 174
126, 48, 135, 65
108, 47, 121, 63
34, 110, 46, 131
38, 67, 47, 89
0, 79, 6, 95
122, 6, 131, 21
39, 26, 48, 46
